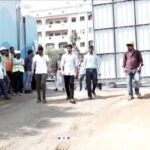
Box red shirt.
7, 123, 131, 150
123, 50, 143, 73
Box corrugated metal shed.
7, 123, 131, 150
0, 0, 18, 49
0, 0, 37, 58
93, 0, 150, 79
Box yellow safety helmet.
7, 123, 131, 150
126, 41, 134, 46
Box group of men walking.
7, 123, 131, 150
60, 41, 143, 103
0, 40, 144, 103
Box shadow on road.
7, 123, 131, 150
142, 93, 150, 100
0, 90, 92, 141
78, 94, 124, 102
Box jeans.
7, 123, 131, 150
86, 69, 97, 97
127, 72, 140, 96
25, 71, 33, 91
0, 79, 8, 97
79, 74, 85, 91
35, 74, 47, 100
64, 75, 74, 99
13, 71, 24, 93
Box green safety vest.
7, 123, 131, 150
12, 58, 24, 73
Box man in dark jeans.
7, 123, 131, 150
83, 46, 100, 100
32, 45, 50, 103
123, 41, 143, 101
61, 44, 78, 104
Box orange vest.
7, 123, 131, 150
6, 57, 12, 71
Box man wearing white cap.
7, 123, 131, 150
123, 41, 143, 101
0, 47, 7, 69
12, 50, 24, 96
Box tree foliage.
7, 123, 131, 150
46, 48, 65, 72
70, 30, 81, 53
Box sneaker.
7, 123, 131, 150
43, 99, 47, 103
128, 95, 134, 101
14, 93, 18, 96
18, 93, 23, 96
36, 99, 41, 103
136, 93, 142, 99
92, 91, 96, 97
70, 99, 76, 104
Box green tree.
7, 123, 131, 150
46, 48, 65, 73
70, 30, 81, 53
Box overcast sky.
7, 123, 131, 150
22, 0, 91, 11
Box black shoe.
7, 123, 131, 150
25, 90, 29, 94
70, 99, 76, 104
43, 100, 47, 103
54, 88, 58, 92
128, 95, 134, 101
66, 97, 70, 101
92, 91, 96, 97
4, 96, 11, 100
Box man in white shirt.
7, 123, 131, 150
61, 44, 78, 104
32, 45, 50, 103
83, 46, 100, 99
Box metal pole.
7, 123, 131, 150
112, 0, 117, 78
16, 0, 21, 50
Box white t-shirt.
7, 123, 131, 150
0, 63, 6, 79
61, 53, 78, 76
83, 53, 100, 73
33, 54, 49, 74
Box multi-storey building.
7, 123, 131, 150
30, 3, 93, 53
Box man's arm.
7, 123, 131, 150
60, 55, 65, 75
32, 56, 36, 73
137, 51, 144, 71
123, 53, 127, 71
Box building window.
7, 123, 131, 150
36, 20, 42, 25
80, 16, 85, 21
88, 27, 93, 33
49, 21, 53, 24
80, 29, 85, 34
80, 42, 85, 47
72, 17, 76, 22
88, 14, 92, 20
55, 21, 61, 24
64, 20, 67, 23
49, 33, 53, 37
62, 32, 68, 35
38, 32, 42, 37
46, 43, 55, 49
55, 32, 61, 36
89, 40, 94, 46
72, 30, 76, 33
59, 42, 67, 48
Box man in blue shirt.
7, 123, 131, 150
25, 50, 34, 93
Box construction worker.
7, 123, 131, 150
123, 41, 143, 101
12, 50, 24, 96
